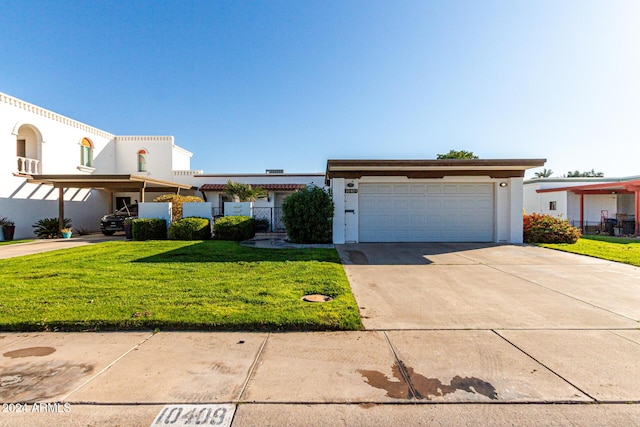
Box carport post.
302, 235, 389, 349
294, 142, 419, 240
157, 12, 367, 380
579, 193, 585, 233
58, 187, 65, 231
634, 188, 640, 236
139, 182, 146, 203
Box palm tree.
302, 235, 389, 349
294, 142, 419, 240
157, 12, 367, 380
224, 180, 267, 202
534, 168, 553, 178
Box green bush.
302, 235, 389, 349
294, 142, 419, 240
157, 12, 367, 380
282, 186, 333, 243
214, 216, 256, 241
169, 217, 211, 240
523, 213, 581, 244
32, 217, 72, 239
132, 218, 167, 241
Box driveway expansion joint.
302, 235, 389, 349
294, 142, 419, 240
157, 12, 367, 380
491, 330, 597, 402
486, 264, 639, 323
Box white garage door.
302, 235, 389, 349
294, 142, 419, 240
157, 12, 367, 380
358, 183, 495, 242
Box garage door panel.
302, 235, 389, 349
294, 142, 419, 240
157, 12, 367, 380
359, 183, 494, 242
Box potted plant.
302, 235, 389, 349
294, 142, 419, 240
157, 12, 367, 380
0, 217, 15, 241
61, 227, 72, 239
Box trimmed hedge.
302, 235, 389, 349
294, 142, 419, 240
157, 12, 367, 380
132, 218, 167, 241
169, 217, 211, 240
523, 213, 581, 244
282, 185, 333, 243
214, 216, 256, 241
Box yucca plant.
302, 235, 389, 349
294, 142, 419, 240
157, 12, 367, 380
32, 217, 72, 239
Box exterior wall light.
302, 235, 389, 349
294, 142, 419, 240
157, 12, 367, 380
347, 182, 355, 188
499, 182, 508, 187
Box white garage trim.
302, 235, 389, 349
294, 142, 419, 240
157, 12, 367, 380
358, 183, 495, 242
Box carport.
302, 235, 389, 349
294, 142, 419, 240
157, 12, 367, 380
537, 179, 640, 235
27, 174, 195, 231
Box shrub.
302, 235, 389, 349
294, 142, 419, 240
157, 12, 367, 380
169, 217, 211, 240
523, 213, 581, 244
282, 186, 333, 243
153, 194, 204, 220
32, 217, 72, 239
132, 218, 167, 241
214, 216, 256, 241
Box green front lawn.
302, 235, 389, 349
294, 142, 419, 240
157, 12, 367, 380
539, 235, 640, 267
0, 240, 362, 332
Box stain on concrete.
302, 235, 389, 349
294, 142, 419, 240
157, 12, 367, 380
0, 361, 94, 402
358, 363, 498, 401
3, 347, 56, 358
357, 363, 411, 399
359, 403, 377, 409
345, 250, 369, 265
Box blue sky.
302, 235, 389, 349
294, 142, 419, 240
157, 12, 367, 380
1, 0, 638, 177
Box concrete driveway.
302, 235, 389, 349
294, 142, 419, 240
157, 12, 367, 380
337, 242, 640, 330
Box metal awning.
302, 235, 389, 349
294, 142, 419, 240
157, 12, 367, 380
28, 174, 194, 193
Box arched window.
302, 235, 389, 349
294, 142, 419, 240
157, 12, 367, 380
80, 138, 93, 167
137, 149, 147, 172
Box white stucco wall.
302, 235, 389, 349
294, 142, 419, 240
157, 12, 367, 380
172, 145, 193, 171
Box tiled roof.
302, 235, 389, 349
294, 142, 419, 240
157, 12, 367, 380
199, 183, 306, 192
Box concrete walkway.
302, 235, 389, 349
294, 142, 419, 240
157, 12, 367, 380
0, 234, 123, 259
1, 243, 640, 426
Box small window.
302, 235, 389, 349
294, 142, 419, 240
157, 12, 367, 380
549, 201, 557, 211
137, 149, 147, 172
80, 138, 93, 167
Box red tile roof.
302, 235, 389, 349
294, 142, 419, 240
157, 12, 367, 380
199, 183, 306, 192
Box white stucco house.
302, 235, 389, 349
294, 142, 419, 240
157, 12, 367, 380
524, 177, 639, 235
326, 159, 546, 244
0, 91, 200, 239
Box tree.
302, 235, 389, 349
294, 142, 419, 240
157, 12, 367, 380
153, 194, 204, 220
566, 169, 604, 178
534, 168, 553, 178
436, 150, 479, 159
224, 180, 267, 202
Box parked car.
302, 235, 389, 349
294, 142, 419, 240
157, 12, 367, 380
100, 204, 138, 235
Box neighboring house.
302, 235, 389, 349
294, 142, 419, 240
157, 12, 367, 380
196, 171, 325, 231
325, 159, 546, 244
524, 177, 639, 235
0, 91, 199, 239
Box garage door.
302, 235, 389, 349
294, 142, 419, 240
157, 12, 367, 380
358, 183, 494, 242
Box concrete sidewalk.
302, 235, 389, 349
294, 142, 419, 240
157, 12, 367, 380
1, 330, 639, 426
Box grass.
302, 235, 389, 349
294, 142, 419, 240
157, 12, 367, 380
539, 235, 640, 267
0, 240, 362, 332
0, 239, 33, 246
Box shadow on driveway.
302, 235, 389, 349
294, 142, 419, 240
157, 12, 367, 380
337, 242, 500, 265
